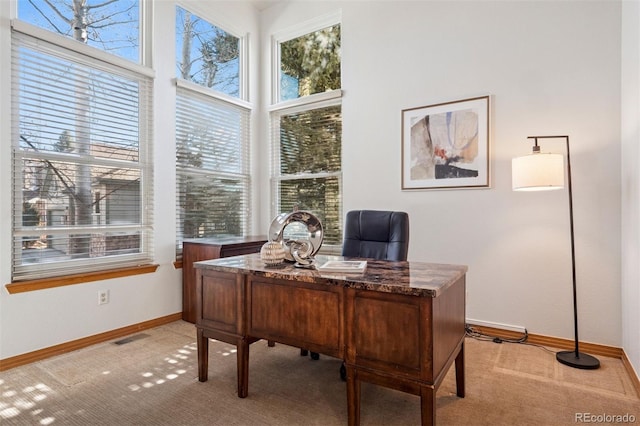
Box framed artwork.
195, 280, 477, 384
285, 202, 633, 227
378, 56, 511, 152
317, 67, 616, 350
401, 95, 490, 190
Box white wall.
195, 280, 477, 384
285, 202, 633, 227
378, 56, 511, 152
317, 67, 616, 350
261, 1, 623, 346
1, 0, 630, 361
621, 0, 640, 377
0, 0, 260, 359
0, 0, 12, 359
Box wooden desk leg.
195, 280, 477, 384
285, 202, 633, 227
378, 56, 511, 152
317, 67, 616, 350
455, 342, 465, 398
420, 386, 436, 426
237, 338, 250, 398
197, 328, 209, 382
346, 367, 361, 426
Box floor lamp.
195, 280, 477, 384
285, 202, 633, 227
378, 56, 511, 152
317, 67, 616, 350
512, 135, 600, 370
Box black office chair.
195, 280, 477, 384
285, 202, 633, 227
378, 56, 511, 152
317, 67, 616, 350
341, 210, 409, 262
303, 210, 410, 377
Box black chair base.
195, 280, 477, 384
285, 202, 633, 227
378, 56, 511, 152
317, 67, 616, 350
300, 349, 320, 360
301, 349, 345, 380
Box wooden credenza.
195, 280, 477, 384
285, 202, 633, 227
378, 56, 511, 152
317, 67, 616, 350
181, 236, 267, 323
194, 254, 467, 425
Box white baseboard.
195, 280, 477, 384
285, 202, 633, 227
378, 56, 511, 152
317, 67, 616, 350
465, 318, 527, 334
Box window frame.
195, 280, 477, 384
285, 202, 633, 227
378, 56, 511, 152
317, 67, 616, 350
174, 7, 252, 260
270, 11, 341, 105
9, 2, 155, 284
269, 13, 343, 254
174, 79, 253, 259
175, 2, 248, 101
15, 0, 145, 65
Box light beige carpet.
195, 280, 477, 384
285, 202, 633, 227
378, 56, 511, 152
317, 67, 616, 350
0, 320, 638, 425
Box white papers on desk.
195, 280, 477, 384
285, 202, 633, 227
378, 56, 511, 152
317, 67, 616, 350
317, 260, 367, 274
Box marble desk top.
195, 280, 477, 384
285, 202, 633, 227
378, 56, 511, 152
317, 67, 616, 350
194, 254, 467, 297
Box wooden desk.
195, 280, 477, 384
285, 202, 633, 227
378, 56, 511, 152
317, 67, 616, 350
194, 254, 467, 425
182, 236, 267, 323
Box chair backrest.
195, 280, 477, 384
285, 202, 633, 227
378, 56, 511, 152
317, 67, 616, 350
341, 210, 409, 261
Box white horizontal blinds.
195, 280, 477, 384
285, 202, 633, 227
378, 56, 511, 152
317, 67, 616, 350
272, 101, 342, 245
11, 31, 154, 281
175, 86, 250, 256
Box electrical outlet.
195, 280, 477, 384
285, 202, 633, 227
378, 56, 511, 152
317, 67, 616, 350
98, 290, 109, 305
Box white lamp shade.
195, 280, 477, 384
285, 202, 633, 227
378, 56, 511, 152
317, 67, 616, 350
512, 153, 564, 191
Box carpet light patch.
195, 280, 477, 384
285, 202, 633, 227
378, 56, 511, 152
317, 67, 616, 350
0, 407, 20, 419
14, 398, 35, 409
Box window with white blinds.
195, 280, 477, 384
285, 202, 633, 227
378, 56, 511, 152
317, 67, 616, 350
175, 83, 251, 257
271, 17, 342, 249
11, 30, 154, 281
271, 100, 342, 246
174, 7, 250, 259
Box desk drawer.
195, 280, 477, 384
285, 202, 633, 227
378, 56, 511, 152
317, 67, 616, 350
247, 276, 343, 357
346, 289, 433, 380
197, 270, 244, 335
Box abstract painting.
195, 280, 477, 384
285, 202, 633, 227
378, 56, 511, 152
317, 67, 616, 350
402, 96, 490, 190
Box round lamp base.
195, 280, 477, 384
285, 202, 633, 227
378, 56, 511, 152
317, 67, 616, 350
556, 350, 600, 370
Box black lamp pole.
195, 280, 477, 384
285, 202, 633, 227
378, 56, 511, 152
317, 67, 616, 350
527, 136, 599, 370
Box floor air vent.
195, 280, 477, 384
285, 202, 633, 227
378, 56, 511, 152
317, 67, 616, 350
113, 333, 150, 345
